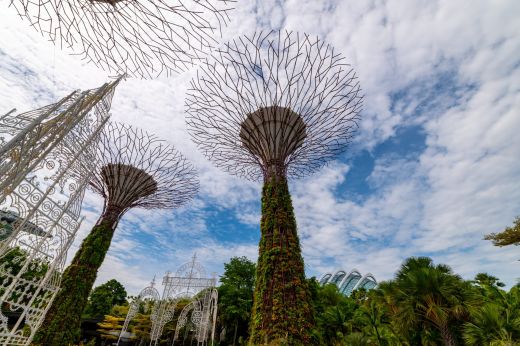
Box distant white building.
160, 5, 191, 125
319, 269, 377, 296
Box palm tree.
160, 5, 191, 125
464, 286, 520, 345
320, 304, 353, 344
344, 332, 370, 346
379, 257, 478, 346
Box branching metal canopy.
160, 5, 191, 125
11, 0, 236, 78
186, 30, 363, 181
89, 122, 199, 215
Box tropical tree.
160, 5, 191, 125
218, 256, 256, 345
309, 282, 358, 345
130, 313, 152, 345
319, 303, 355, 344
344, 332, 370, 346
464, 285, 520, 345
474, 273, 506, 288
84, 279, 127, 318
485, 216, 520, 247
353, 295, 390, 345
378, 257, 478, 346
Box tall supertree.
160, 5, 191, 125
186, 31, 363, 344
34, 122, 199, 345
10, 0, 235, 78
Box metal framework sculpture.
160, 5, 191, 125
35, 122, 199, 344
186, 30, 363, 181
173, 289, 218, 346
185, 30, 363, 343
0, 79, 120, 346
10, 0, 236, 78
118, 278, 161, 345
118, 254, 218, 346
89, 122, 199, 223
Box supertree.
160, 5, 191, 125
10, 0, 235, 78
186, 31, 363, 344
34, 122, 199, 345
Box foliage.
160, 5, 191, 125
249, 177, 315, 345
70, 255, 520, 346
97, 314, 124, 341
377, 257, 478, 345
218, 256, 256, 345
474, 273, 506, 288
463, 285, 520, 345
34, 220, 117, 345
485, 216, 520, 247
130, 313, 152, 344
84, 279, 127, 318
307, 258, 520, 346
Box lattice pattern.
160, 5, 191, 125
118, 255, 218, 346
10, 0, 236, 78
89, 122, 199, 223
186, 30, 363, 181
0, 78, 120, 345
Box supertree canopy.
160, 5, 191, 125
88, 122, 199, 223
10, 0, 235, 78
187, 31, 362, 182
186, 31, 362, 344
34, 122, 198, 345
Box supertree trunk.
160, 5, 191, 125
33, 206, 122, 345
249, 175, 314, 345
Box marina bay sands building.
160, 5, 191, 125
319, 269, 378, 296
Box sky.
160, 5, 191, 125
0, 0, 519, 294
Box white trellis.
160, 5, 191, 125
173, 288, 218, 346
118, 254, 218, 346
118, 278, 161, 345
0, 78, 121, 345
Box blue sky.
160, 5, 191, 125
0, 0, 519, 293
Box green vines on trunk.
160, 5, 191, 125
249, 176, 315, 345
33, 217, 116, 346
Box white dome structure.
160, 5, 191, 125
319, 269, 377, 296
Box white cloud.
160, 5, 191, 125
0, 0, 519, 294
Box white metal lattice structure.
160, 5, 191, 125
173, 288, 218, 346
118, 254, 218, 346
117, 277, 161, 345
0, 78, 121, 345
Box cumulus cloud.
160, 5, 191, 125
0, 0, 519, 293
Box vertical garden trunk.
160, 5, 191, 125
249, 176, 314, 345
33, 207, 121, 345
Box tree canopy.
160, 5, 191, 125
84, 279, 127, 318
68, 256, 520, 346
485, 216, 520, 247
218, 256, 256, 346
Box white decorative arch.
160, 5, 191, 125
118, 254, 217, 346
117, 279, 161, 345
174, 300, 199, 342
173, 288, 218, 346
0, 80, 119, 346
